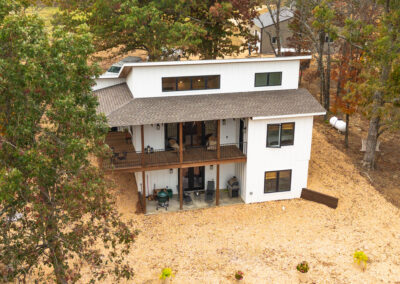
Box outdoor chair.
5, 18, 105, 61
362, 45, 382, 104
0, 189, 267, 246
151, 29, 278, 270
205, 181, 215, 203
183, 192, 193, 205
117, 151, 128, 160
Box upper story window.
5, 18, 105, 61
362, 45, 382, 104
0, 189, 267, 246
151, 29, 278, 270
266, 122, 295, 148
272, 36, 278, 44
325, 36, 334, 43
264, 170, 292, 193
162, 75, 220, 92
255, 72, 282, 87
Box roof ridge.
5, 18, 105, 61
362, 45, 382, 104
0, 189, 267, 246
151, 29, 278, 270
93, 82, 127, 93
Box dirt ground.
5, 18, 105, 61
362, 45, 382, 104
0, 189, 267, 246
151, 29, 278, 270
98, 125, 400, 284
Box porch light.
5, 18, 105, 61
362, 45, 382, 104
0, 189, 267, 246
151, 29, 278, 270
156, 124, 161, 130
222, 119, 226, 125
210, 165, 213, 170
169, 168, 173, 174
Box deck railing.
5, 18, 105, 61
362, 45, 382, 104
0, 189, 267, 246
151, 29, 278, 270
102, 142, 247, 171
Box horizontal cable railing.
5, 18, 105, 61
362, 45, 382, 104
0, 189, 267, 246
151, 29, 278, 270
102, 142, 247, 170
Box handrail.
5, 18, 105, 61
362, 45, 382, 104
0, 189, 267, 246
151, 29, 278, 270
102, 142, 247, 170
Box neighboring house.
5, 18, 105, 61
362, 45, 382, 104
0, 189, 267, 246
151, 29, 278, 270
251, 8, 294, 54
251, 8, 333, 55
93, 56, 325, 214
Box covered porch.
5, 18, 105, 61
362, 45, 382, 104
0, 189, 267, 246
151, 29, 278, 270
146, 190, 244, 215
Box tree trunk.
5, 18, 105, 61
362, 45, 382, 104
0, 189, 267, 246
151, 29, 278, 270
324, 40, 331, 119
362, 64, 390, 168
345, 110, 349, 148
317, 32, 326, 105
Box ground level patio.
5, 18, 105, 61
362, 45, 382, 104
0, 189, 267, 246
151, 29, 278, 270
146, 190, 244, 215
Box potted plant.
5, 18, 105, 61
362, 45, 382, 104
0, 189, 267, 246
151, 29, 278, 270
234, 271, 244, 282
296, 261, 309, 282
160, 268, 174, 284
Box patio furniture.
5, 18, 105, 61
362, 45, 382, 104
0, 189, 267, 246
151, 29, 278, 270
183, 192, 193, 205
117, 151, 128, 160
227, 176, 240, 198
156, 190, 169, 211
205, 181, 215, 203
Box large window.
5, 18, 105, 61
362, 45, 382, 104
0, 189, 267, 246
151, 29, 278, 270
266, 122, 295, 147
264, 170, 292, 193
162, 75, 220, 92
255, 72, 282, 87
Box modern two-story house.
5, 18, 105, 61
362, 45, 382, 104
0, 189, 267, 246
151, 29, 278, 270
93, 56, 325, 214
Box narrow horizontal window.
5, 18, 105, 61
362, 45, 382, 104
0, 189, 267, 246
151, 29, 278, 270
266, 122, 295, 147
255, 72, 282, 87
264, 170, 292, 193
162, 75, 220, 92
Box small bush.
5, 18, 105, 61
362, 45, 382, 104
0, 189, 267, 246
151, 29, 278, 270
353, 251, 368, 270
296, 261, 309, 273
160, 268, 174, 280
235, 271, 244, 280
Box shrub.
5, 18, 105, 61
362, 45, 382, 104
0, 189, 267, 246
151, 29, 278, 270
160, 268, 174, 280
296, 261, 309, 273
235, 271, 244, 280
353, 251, 368, 270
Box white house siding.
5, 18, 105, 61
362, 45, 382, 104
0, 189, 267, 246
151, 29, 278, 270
131, 124, 165, 152
126, 60, 300, 98
93, 78, 126, 91
244, 115, 314, 203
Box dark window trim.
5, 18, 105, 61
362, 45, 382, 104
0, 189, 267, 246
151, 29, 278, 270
267, 124, 281, 148
266, 122, 295, 148
264, 169, 292, 193
254, 72, 282, 87
162, 75, 220, 92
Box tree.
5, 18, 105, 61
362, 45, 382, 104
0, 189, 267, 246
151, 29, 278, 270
346, 0, 400, 168
255, 0, 288, 56
53, 0, 259, 60
0, 4, 136, 283
289, 0, 337, 116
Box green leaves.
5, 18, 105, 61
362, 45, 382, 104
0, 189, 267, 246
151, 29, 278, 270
0, 6, 135, 283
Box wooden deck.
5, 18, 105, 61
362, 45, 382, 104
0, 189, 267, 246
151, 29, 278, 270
103, 132, 246, 172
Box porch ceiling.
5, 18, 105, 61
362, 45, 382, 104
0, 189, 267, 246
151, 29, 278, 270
95, 85, 325, 127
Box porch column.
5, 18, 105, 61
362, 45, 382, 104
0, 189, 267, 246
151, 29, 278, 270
141, 125, 145, 167
142, 171, 146, 214
217, 120, 221, 160
216, 164, 220, 206
216, 120, 221, 206
179, 122, 183, 210
179, 169, 183, 210
179, 122, 183, 163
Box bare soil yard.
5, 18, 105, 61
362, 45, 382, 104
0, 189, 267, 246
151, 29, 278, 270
97, 125, 400, 283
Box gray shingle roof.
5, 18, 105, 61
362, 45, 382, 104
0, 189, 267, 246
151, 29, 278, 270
253, 7, 294, 28
94, 83, 133, 116
96, 85, 325, 127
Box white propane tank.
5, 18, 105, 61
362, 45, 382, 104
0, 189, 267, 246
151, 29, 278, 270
329, 116, 338, 127
335, 120, 347, 132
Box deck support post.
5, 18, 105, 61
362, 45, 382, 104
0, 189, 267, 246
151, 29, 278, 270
179, 123, 183, 163
179, 168, 183, 210
216, 120, 221, 206
141, 125, 145, 167
179, 122, 183, 210
216, 164, 220, 206
142, 171, 146, 214
217, 120, 221, 160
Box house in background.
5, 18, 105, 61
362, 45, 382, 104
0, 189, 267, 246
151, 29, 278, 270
93, 56, 325, 214
250, 8, 334, 55
250, 7, 295, 54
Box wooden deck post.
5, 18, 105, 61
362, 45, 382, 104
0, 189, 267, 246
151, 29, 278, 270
179, 168, 183, 210
179, 122, 183, 163
142, 171, 146, 214
216, 164, 220, 206
217, 120, 221, 160
141, 125, 145, 167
